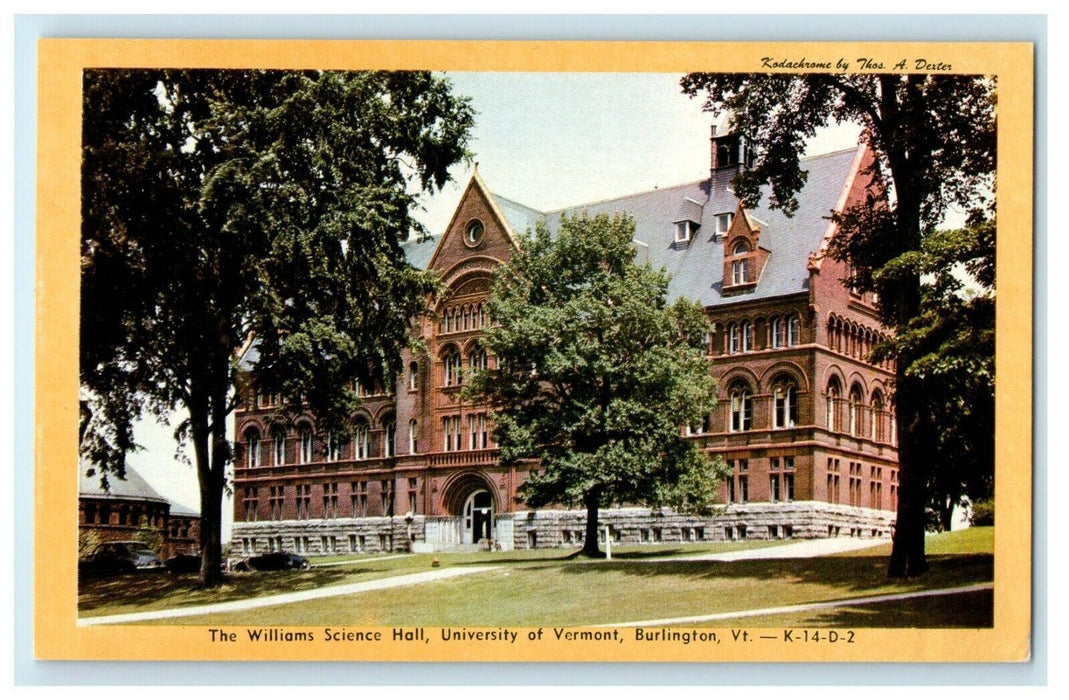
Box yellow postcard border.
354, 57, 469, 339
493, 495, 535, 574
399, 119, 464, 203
35, 39, 1033, 663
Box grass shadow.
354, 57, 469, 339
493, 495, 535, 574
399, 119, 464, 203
78, 567, 367, 615
556, 552, 994, 598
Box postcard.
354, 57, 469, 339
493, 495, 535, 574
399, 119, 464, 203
35, 38, 1032, 663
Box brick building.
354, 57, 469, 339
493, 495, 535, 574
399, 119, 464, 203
231, 127, 898, 555
79, 465, 201, 559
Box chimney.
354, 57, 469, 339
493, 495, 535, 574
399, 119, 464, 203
710, 124, 720, 174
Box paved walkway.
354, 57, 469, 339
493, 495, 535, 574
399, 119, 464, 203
79, 565, 498, 626
596, 582, 994, 628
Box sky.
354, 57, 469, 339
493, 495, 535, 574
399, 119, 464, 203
122, 72, 863, 540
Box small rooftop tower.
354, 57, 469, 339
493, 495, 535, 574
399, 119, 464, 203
709, 112, 753, 176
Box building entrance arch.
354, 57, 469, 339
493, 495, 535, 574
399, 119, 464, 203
441, 472, 497, 545
462, 490, 494, 545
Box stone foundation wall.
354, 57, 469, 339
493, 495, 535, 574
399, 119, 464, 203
229, 501, 895, 557
509, 501, 895, 549
231, 516, 426, 558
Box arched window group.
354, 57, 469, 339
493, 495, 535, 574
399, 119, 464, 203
442, 349, 463, 386
441, 344, 493, 387
772, 377, 799, 429
440, 302, 489, 334
236, 410, 410, 468
824, 377, 895, 444
826, 314, 891, 369
727, 321, 754, 354
353, 422, 369, 459
725, 314, 801, 355
729, 381, 753, 432
770, 314, 801, 348
703, 372, 801, 435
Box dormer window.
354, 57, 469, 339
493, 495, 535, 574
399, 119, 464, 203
732, 259, 749, 285
674, 220, 693, 243
716, 213, 734, 236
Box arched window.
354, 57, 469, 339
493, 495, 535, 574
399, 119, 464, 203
326, 431, 342, 462
479, 303, 488, 328
245, 431, 261, 468
452, 307, 460, 332
826, 377, 842, 431
409, 419, 418, 454
732, 239, 750, 256
771, 317, 785, 348
787, 315, 800, 346
871, 391, 885, 442
470, 413, 488, 449
272, 431, 286, 466
382, 418, 396, 458
740, 321, 754, 352
728, 323, 740, 354
469, 347, 488, 374
443, 349, 462, 386
729, 381, 753, 432
772, 378, 798, 429
353, 423, 369, 460
849, 384, 864, 436
298, 428, 313, 464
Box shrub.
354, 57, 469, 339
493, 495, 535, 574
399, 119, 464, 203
970, 499, 995, 526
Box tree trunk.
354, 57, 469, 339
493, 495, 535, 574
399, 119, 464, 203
189, 387, 228, 588
888, 326, 930, 578
581, 489, 603, 558
198, 474, 225, 587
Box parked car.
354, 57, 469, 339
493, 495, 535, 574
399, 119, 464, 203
165, 553, 202, 574
234, 551, 311, 572
79, 541, 164, 575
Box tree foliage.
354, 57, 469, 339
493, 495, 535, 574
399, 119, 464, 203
81, 69, 474, 585
681, 72, 996, 576
875, 217, 995, 529
465, 213, 728, 557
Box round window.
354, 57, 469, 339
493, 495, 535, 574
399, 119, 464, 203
465, 220, 485, 246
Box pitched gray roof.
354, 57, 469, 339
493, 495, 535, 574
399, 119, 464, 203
400, 235, 440, 271
169, 502, 201, 517
531, 148, 858, 307
401, 148, 856, 306
79, 464, 171, 505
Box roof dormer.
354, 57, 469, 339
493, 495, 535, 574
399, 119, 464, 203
672, 196, 704, 245
722, 201, 770, 293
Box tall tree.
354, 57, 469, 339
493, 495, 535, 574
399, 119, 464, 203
81, 69, 474, 586
876, 216, 995, 530
681, 72, 996, 576
465, 213, 728, 557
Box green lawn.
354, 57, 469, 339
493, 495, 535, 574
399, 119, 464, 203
82, 528, 993, 628
78, 538, 776, 618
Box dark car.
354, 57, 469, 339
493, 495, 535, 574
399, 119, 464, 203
79, 541, 164, 576
165, 553, 202, 574
235, 551, 311, 572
